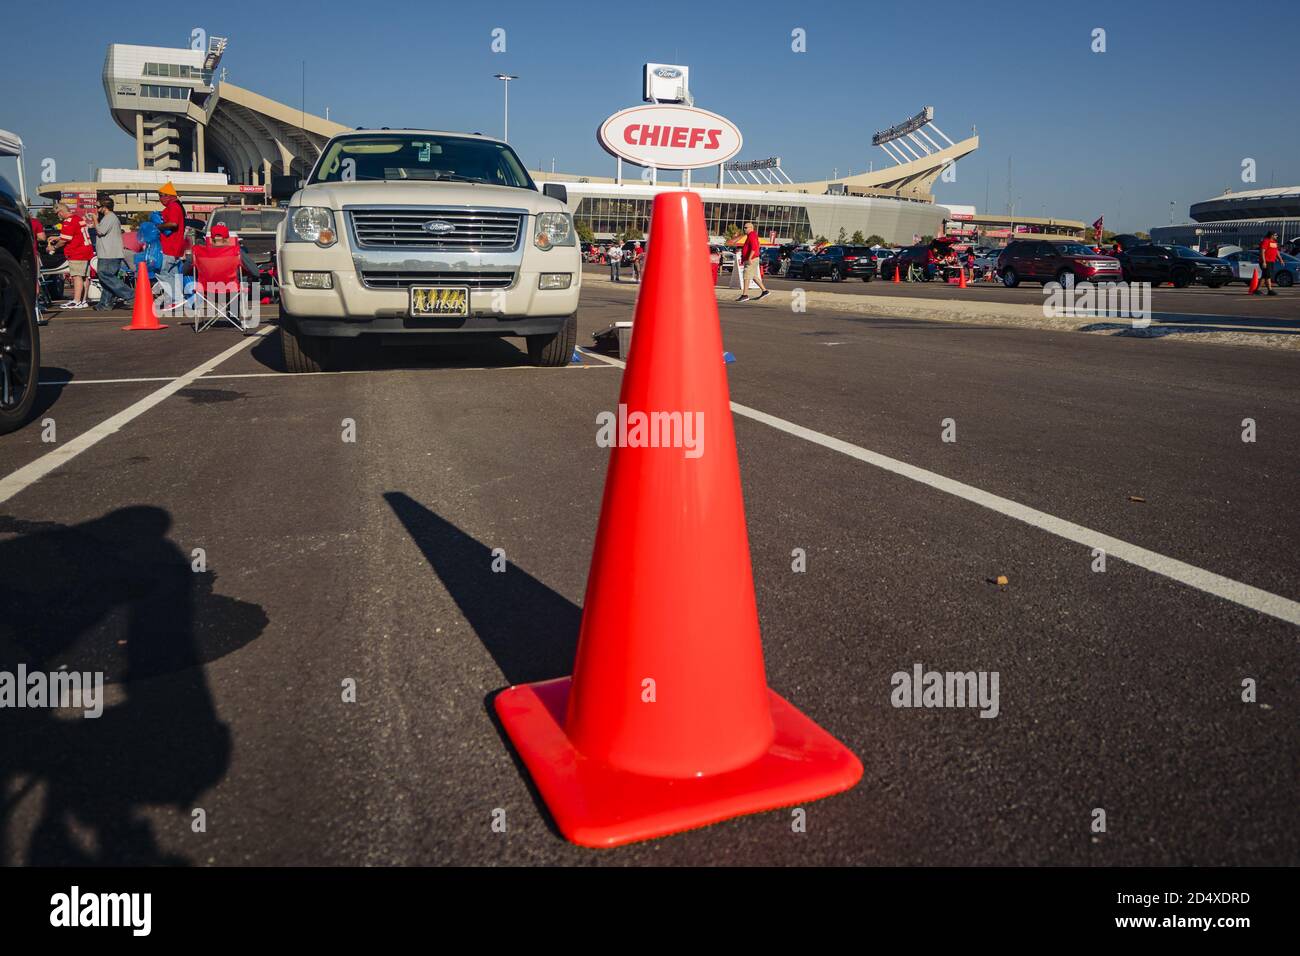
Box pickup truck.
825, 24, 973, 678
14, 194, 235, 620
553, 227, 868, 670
275, 130, 580, 372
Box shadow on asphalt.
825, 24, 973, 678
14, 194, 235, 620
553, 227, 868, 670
383, 492, 579, 841
251, 328, 536, 373
0, 507, 268, 865
1079, 322, 1300, 338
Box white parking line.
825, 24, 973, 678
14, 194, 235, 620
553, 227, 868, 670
37, 364, 613, 387
0, 329, 273, 507
578, 347, 1300, 626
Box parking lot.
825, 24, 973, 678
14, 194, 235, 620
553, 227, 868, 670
2, 279, 1296, 867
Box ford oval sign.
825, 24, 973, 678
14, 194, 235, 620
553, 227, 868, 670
598, 104, 743, 171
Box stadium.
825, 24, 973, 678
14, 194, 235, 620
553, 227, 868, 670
41, 40, 979, 246
1151, 185, 1300, 251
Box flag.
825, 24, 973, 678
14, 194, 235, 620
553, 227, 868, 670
1092, 216, 1104, 242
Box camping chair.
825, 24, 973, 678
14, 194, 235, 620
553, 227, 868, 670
190, 243, 254, 333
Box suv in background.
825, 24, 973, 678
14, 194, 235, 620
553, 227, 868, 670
996, 240, 1122, 287
0, 139, 40, 434
784, 249, 817, 279
275, 129, 580, 372
880, 245, 932, 280
207, 206, 285, 265
805, 244, 875, 282
1116, 244, 1232, 288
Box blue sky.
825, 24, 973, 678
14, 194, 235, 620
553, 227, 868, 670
3, 0, 1295, 232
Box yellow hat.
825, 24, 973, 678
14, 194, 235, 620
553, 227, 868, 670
159, 181, 177, 197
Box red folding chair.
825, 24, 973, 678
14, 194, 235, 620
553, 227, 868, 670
191, 243, 253, 333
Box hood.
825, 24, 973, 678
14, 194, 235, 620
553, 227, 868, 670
293, 179, 560, 215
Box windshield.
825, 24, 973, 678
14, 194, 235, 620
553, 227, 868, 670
310, 134, 535, 189
1054, 243, 1099, 256
211, 209, 285, 232
1173, 246, 1206, 258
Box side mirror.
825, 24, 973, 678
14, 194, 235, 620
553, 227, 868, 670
270, 175, 303, 202
542, 182, 568, 205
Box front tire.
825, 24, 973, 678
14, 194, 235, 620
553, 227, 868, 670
0, 247, 40, 435
1001, 267, 1020, 288
831, 267, 843, 282
280, 310, 334, 373
526, 313, 577, 367
1171, 270, 1192, 289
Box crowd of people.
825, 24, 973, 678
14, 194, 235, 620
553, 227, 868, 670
32, 182, 264, 316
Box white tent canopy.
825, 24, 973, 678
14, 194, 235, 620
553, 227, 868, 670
0, 128, 22, 158
0, 128, 29, 204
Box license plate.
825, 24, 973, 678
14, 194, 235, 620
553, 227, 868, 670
409, 286, 469, 317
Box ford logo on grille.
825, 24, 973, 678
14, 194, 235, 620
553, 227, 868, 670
421, 220, 456, 235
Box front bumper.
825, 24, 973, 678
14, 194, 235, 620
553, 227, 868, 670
278, 236, 581, 336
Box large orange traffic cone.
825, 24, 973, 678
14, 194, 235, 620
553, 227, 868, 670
892, 260, 901, 283
1247, 268, 1261, 294
494, 192, 862, 848
122, 261, 167, 331
958, 267, 968, 289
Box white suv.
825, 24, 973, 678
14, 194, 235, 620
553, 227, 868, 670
276, 130, 580, 372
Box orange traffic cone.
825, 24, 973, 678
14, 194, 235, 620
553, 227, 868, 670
958, 267, 968, 289
1247, 268, 1261, 295
122, 261, 167, 331
494, 192, 862, 848
892, 260, 901, 283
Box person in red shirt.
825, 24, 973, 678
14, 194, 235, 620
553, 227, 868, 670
1255, 231, 1282, 296
48, 203, 94, 308
157, 181, 188, 307
737, 221, 768, 301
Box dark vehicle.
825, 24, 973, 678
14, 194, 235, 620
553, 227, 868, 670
759, 246, 784, 275
1110, 233, 1150, 254
1117, 244, 1232, 288
996, 240, 1123, 287
805, 244, 875, 282
880, 245, 934, 280
0, 129, 40, 434
784, 249, 818, 279
207, 206, 285, 265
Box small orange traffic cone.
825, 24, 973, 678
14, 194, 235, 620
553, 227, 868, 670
958, 267, 968, 289
1247, 268, 1261, 295
494, 192, 862, 848
893, 261, 901, 283
122, 261, 167, 331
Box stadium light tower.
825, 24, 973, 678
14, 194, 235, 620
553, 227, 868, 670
493, 73, 518, 142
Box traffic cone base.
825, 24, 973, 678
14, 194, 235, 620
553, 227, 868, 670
495, 678, 863, 848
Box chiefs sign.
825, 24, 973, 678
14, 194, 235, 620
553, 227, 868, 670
598, 104, 743, 170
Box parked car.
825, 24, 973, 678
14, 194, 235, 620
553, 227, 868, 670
758, 246, 784, 275
206, 206, 284, 265
710, 244, 737, 272
0, 127, 40, 434
880, 245, 934, 280
996, 240, 1123, 287
275, 129, 579, 372
805, 244, 876, 282
1116, 244, 1232, 288
1219, 249, 1299, 287
784, 249, 817, 279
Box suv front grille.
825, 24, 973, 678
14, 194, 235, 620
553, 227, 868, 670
359, 271, 515, 290
348, 208, 524, 251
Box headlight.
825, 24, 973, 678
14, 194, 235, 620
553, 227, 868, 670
534, 212, 574, 250
288, 206, 337, 246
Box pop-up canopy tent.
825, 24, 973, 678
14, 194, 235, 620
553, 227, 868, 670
0, 129, 28, 205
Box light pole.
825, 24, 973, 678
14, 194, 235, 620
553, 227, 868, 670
493, 73, 518, 142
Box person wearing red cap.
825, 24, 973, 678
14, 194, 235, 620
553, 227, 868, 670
207, 223, 259, 279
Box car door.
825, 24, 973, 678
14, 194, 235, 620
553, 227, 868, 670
1030, 242, 1057, 280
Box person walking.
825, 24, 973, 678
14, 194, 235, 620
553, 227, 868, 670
91, 196, 132, 311
1255, 231, 1282, 296
631, 241, 643, 282
607, 241, 621, 282
737, 221, 768, 301
156, 181, 188, 308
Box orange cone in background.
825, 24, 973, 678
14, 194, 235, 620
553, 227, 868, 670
958, 267, 968, 289
494, 191, 863, 848
892, 260, 901, 283
1247, 267, 1261, 294
122, 261, 167, 331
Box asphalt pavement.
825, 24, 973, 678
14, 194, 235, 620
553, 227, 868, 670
1, 288, 1295, 866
